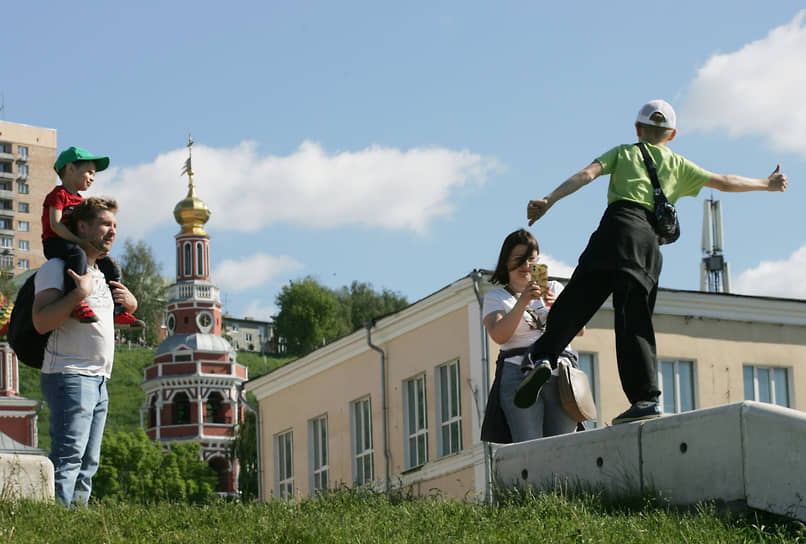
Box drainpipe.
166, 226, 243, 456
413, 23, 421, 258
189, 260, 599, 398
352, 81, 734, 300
237, 384, 262, 502
365, 319, 390, 493
471, 269, 493, 503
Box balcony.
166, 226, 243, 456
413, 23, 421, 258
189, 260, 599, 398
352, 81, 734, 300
165, 281, 221, 304
0, 172, 14, 181
0, 152, 14, 162
0, 190, 15, 201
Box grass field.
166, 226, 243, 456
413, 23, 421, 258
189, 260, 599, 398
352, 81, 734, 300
1, 487, 804, 543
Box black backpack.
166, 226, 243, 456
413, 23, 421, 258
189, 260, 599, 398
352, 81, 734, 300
8, 273, 51, 369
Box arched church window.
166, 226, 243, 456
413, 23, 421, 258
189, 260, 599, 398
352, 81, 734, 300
196, 241, 204, 277
173, 392, 191, 425
205, 392, 225, 424
183, 242, 192, 276
149, 396, 157, 428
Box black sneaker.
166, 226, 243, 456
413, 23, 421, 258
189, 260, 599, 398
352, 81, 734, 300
513, 359, 551, 409
612, 401, 661, 425
519, 352, 537, 375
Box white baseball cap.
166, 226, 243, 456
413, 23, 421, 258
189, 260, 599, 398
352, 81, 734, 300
636, 99, 676, 129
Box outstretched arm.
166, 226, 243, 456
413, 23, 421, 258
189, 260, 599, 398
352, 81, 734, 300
527, 161, 603, 225
705, 165, 788, 193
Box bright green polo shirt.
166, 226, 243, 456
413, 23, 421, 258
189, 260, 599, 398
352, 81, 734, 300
595, 142, 713, 210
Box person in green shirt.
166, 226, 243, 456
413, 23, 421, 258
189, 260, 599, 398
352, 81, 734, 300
515, 99, 788, 424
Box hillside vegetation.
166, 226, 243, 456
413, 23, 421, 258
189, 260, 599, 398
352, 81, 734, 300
17, 344, 295, 450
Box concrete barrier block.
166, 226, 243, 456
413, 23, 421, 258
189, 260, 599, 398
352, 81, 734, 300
640, 403, 745, 505
0, 453, 55, 502
493, 424, 642, 495
741, 401, 806, 522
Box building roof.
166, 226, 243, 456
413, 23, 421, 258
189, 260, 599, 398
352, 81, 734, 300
0, 431, 47, 455
155, 333, 235, 357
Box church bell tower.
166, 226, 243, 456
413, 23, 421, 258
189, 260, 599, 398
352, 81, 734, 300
141, 137, 247, 494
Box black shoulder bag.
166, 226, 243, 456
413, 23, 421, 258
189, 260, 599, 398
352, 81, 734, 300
636, 142, 680, 245
8, 273, 51, 369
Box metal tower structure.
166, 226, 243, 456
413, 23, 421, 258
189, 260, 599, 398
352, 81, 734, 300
701, 197, 731, 293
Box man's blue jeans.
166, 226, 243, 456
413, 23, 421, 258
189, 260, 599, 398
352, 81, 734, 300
40, 373, 109, 506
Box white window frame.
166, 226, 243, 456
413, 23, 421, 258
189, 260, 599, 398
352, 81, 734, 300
0, 236, 12, 249
183, 242, 192, 276
17, 259, 29, 270
16, 181, 29, 193
308, 415, 329, 493
658, 359, 697, 415
576, 352, 600, 427
17, 146, 28, 160
17, 202, 29, 213
18, 239, 29, 251
17, 220, 29, 232
350, 397, 374, 486
744, 365, 791, 408
435, 359, 462, 458
402, 373, 429, 469
17, 164, 28, 179
196, 241, 204, 276
274, 430, 294, 499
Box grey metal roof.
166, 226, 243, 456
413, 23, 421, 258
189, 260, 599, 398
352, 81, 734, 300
0, 431, 47, 455
154, 333, 235, 357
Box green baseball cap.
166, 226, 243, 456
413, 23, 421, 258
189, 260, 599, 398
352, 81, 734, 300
53, 146, 110, 173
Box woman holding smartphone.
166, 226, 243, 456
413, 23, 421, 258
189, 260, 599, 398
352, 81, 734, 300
480, 228, 582, 443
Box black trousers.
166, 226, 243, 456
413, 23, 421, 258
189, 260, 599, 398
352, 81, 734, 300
527, 267, 660, 404
43, 237, 122, 295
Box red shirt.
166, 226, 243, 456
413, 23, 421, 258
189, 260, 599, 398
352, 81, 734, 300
42, 186, 83, 241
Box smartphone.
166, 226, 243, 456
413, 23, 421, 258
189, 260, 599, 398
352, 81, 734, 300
529, 263, 548, 289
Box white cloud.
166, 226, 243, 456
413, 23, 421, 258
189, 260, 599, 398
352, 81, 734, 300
539, 254, 575, 280
732, 246, 806, 299
93, 140, 500, 239
242, 299, 279, 322
682, 10, 806, 155
213, 252, 304, 293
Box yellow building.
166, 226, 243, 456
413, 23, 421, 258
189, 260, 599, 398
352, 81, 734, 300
246, 272, 806, 501
0, 121, 57, 275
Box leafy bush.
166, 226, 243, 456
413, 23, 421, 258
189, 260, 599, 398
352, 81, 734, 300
93, 429, 217, 504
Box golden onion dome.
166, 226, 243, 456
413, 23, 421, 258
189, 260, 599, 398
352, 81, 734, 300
174, 135, 211, 236
174, 184, 211, 236
0, 291, 12, 338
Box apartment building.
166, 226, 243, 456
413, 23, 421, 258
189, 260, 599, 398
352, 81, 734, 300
0, 121, 57, 276
223, 315, 280, 354
245, 271, 806, 501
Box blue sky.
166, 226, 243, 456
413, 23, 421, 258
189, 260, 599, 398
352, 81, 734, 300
4, 1, 804, 320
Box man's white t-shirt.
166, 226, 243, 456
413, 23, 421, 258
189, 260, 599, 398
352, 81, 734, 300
35, 258, 115, 377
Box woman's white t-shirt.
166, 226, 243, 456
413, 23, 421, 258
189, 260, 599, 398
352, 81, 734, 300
482, 280, 565, 367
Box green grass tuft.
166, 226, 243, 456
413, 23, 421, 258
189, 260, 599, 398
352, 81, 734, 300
1, 487, 804, 543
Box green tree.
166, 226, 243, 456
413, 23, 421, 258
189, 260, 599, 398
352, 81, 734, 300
335, 281, 408, 331
94, 429, 217, 504
232, 407, 258, 501
274, 276, 345, 356
275, 278, 409, 357
119, 239, 169, 346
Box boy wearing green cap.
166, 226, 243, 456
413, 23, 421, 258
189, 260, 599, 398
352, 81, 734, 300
43, 146, 143, 328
